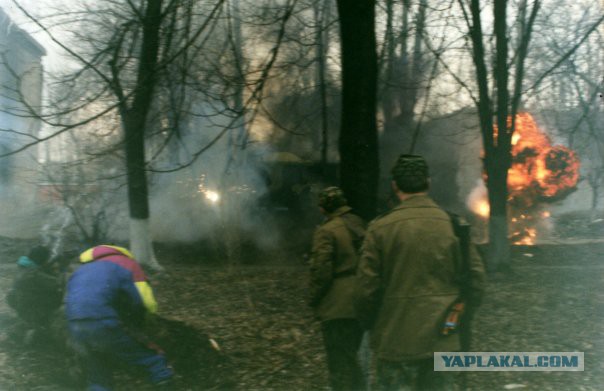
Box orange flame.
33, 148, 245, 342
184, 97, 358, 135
508, 113, 580, 204
514, 228, 537, 245
470, 113, 580, 245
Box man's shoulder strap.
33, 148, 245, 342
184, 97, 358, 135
447, 211, 474, 297
447, 212, 469, 237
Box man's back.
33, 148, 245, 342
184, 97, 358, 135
370, 195, 460, 298
65, 245, 156, 326
310, 206, 366, 321
357, 194, 462, 360
66, 260, 142, 322
355, 154, 486, 391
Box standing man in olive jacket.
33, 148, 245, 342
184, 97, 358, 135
355, 155, 486, 391
309, 186, 366, 391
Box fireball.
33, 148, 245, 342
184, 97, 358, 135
507, 113, 580, 205
470, 113, 581, 245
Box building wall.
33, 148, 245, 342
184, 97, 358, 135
0, 7, 48, 238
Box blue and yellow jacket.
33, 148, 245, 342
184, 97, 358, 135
65, 245, 157, 324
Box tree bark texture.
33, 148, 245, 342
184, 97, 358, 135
485, 154, 511, 271
467, 0, 515, 271
122, 0, 163, 270
130, 217, 161, 270
336, 0, 379, 220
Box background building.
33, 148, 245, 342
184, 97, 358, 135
0, 7, 47, 237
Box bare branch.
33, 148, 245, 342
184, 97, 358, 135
525, 14, 604, 93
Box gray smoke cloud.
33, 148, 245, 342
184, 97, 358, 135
147, 103, 280, 251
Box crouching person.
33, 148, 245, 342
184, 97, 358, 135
65, 245, 173, 390
6, 245, 64, 344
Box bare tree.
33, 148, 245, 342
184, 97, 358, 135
379, 0, 429, 139
375, 0, 461, 202
314, 0, 331, 169
336, 0, 379, 219
458, 0, 603, 270
527, 1, 604, 212
3, 0, 227, 270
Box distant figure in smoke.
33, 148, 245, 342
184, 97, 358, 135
309, 187, 366, 391
65, 245, 173, 390
6, 245, 64, 344
355, 155, 486, 391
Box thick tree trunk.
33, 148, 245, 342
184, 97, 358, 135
489, 0, 512, 271
336, 0, 379, 220
486, 155, 511, 272
124, 113, 162, 270
130, 217, 161, 270
123, 0, 164, 271
381, 0, 399, 136
467, 0, 514, 271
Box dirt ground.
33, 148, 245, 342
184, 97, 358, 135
1, 238, 603, 390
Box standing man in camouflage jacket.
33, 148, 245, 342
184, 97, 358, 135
309, 187, 366, 391
355, 155, 486, 391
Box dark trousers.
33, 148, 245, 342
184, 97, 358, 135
321, 318, 365, 391
376, 358, 453, 391
68, 320, 173, 391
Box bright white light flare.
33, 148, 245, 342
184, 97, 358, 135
205, 190, 220, 204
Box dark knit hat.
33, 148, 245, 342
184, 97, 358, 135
318, 186, 348, 213
27, 245, 51, 266
391, 154, 430, 193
